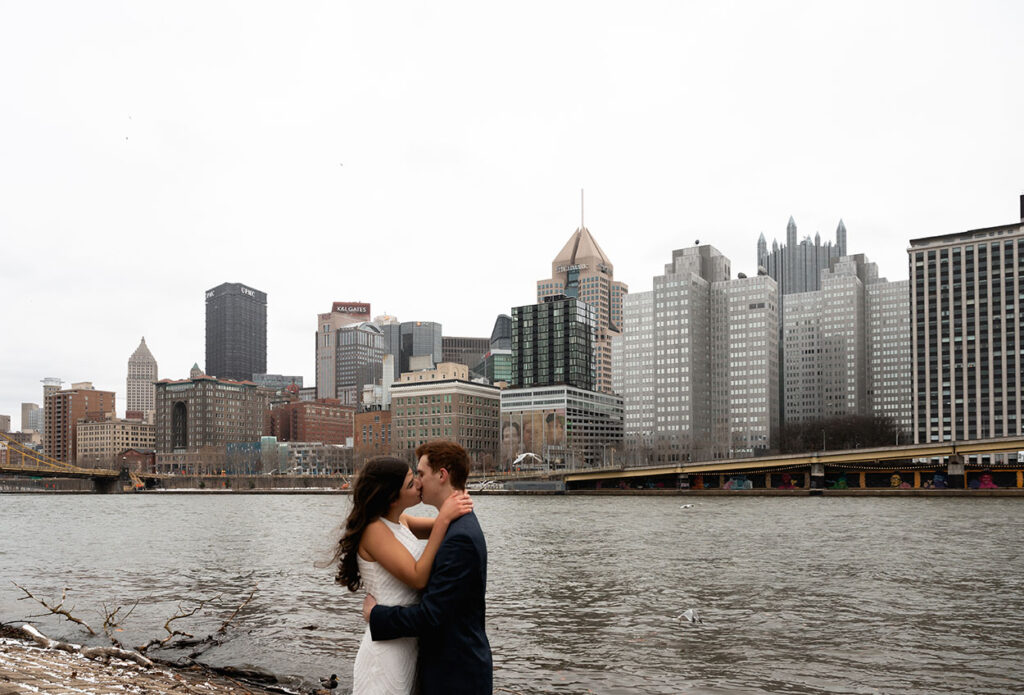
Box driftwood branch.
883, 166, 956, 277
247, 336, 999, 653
11, 582, 96, 635
18, 623, 154, 668
10, 582, 259, 667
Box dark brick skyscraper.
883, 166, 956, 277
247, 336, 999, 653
205, 282, 267, 382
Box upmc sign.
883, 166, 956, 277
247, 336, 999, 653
333, 302, 370, 315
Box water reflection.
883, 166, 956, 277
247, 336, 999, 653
1, 495, 1022, 693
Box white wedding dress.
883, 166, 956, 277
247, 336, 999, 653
352, 518, 426, 695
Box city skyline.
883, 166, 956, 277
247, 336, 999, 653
2, 1, 1023, 430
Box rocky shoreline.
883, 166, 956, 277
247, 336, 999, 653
0, 630, 293, 695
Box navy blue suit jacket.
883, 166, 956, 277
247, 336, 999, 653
369, 510, 492, 695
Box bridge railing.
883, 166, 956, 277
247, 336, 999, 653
0, 432, 115, 477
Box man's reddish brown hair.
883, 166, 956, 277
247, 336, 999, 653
415, 440, 470, 490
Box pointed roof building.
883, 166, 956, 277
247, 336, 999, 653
127, 337, 158, 422
536, 219, 628, 395
758, 215, 849, 296
551, 225, 614, 276
131, 337, 155, 362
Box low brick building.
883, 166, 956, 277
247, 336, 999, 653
77, 416, 155, 468
354, 409, 392, 467
119, 447, 156, 473
391, 363, 500, 472
266, 399, 354, 444
44, 385, 116, 463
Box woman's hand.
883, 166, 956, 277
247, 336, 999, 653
436, 491, 474, 525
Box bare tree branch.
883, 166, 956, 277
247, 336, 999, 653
216, 586, 257, 634
184, 586, 260, 660
101, 598, 141, 648
11, 582, 96, 635
136, 594, 220, 653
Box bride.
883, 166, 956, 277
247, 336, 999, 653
334, 456, 473, 695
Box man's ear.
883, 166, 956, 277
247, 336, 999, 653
438, 467, 449, 483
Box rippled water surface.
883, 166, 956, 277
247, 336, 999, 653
2, 494, 1023, 694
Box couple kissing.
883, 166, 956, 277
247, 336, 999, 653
332, 440, 492, 695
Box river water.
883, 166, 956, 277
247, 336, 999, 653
1, 494, 1022, 694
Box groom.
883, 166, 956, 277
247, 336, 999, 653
363, 440, 493, 694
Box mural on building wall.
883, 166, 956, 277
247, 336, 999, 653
501, 409, 566, 470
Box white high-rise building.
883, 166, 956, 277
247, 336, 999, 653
866, 279, 912, 432
127, 337, 158, 422
784, 256, 872, 421
782, 255, 910, 429
721, 275, 779, 458
618, 245, 778, 462
615, 292, 654, 448
21, 403, 43, 433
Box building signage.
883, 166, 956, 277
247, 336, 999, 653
240, 287, 256, 298
556, 264, 587, 273
333, 302, 370, 314
205, 291, 215, 299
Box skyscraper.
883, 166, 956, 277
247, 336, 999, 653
757, 217, 847, 295
909, 196, 1024, 444
511, 297, 596, 390
618, 245, 779, 461
379, 321, 443, 380
205, 282, 267, 382
442, 336, 490, 373
470, 314, 514, 384
503, 295, 621, 469
757, 216, 850, 426
489, 314, 512, 350
40, 377, 62, 441
127, 337, 158, 421
336, 322, 386, 407
781, 254, 911, 430
316, 302, 372, 399
866, 278, 912, 432
20, 403, 42, 433
783, 255, 874, 423
537, 224, 627, 394
615, 292, 654, 446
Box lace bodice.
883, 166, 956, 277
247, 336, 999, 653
357, 518, 426, 606
352, 517, 426, 695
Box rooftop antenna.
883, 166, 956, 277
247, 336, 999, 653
580, 188, 585, 229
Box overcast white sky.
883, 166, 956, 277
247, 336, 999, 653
2, 1, 1022, 429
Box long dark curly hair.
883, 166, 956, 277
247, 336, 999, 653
333, 456, 412, 592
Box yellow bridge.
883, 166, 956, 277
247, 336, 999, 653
0, 432, 118, 480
